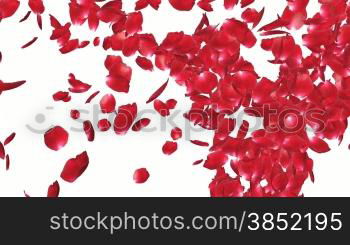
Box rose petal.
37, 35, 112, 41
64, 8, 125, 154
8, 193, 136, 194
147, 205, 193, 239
60, 151, 89, 183
83, 120, 95, 142
100, 94, 116, 113
132, 118, 151, 131
44, 126, 69, 151
162, 141, 178, 155
146, 79, 169, 103
133, 168, 150, 183
171, 127, 182, 140
47, 181, 60, 197
98, 119, 111, 132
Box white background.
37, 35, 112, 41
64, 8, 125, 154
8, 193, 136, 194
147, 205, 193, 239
0, 0, 349, 197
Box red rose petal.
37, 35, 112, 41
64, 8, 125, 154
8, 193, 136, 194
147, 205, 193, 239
154, 99, 170, 117
19, 11, 31, 23
44, 126, 69, 151
47, 181, 60, 197
166, 99, 177, 109
125, 12, 143, 35
169, 0, 195, 11
193, 159, 204, 165
60, 151, 89, 183
162, 141, 178, 155
85, 91, 100, 104
83, 120, 95, 142
0, 0, 20, 19
204, 152, 228, 170
4, 132, 16, 145
132, 118, 151, 132
190, 140, 209, 147
309, 137, 331, 153
0, 142, 5, 159
171, 127, 182, 140
146, 79, 169, 104
100, 94, 116, 113
68, 73, 91, 93
133, 168, 150, 184
98, 119, 111, 132
136, 56, 154, 71
0, 80, 26, 92
5, 154, 10, 170
114, 103, 138, 135
70, 110, 80, 120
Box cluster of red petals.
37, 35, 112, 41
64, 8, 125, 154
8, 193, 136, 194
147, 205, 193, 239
3, 0, 350, 197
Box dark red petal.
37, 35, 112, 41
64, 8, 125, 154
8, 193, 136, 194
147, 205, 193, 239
100, 94, 116, 113
47, 181, 60, 197
85, 91, 100, 104
171, 127, 182, 140
44, 126, 69, 151
132, 118, 151, 131
70, 110, 80, 120
162, 141, 178, 155
0, 80, 26, 92
60, 151, 89, 183
97, 119, 111, 132
83, 120, 95, 142
193, 159, 204, 165
5, 155, 10, 170
0, 142, 5, 159
190, 140, 209, 147
146, 79, 169, 104
114, 103, 138, 135
19, 11, 31, 23
4, 132, 16, 145
133, 168, 150, 184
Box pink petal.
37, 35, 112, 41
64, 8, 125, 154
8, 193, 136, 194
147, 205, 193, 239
47, 181, 60, 197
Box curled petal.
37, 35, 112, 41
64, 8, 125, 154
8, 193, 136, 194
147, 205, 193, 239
132, 118, 151, 131
4, 132, 16, 145
190, 140, 209, 147
83, 120, 95, 142
146, 79, 169, 103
